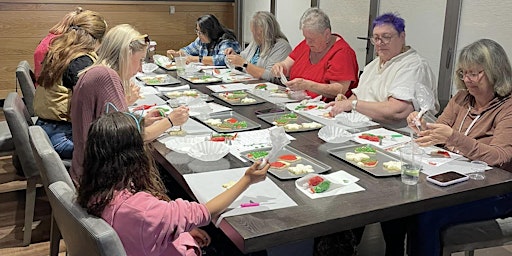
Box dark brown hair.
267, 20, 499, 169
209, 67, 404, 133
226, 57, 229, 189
77, 112, 169, 216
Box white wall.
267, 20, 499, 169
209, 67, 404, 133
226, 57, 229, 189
455, 1, 512, 95
379, 0, 447, 94
242, 0, 270, 45
321, 0, 371, 72
275, 0, 311, 48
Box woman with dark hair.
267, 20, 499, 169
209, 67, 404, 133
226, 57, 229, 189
33, 10, 107, 159
78, 111, 270, 256
167, 14, 241, 66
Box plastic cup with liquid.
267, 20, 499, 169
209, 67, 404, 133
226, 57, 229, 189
400, 146, 424, 185
174, 56, 186, 77
468, 160, 488, 180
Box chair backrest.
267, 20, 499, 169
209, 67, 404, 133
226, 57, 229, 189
47, 181, 127, 256
3, 92, 38, 178
16, 60, 36, 116
28, 126, 74, 190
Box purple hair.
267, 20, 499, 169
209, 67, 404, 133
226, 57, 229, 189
372, 13, 405, 33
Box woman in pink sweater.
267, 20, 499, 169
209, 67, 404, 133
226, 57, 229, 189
77, 112, 270, 256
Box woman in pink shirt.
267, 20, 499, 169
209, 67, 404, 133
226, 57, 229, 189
77, 112, 270, 256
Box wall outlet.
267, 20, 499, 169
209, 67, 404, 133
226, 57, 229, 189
169, 6, 175, 14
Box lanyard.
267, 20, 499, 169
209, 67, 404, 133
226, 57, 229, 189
458, 106, 481, 136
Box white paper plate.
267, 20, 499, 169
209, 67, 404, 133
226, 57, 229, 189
335, 111, 371, 127
188, 141, 230, 161
318, 126, 353, 143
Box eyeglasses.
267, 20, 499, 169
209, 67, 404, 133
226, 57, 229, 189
457, 70, 485, 81
195, 29, 204, 36
370, 33, 398, 45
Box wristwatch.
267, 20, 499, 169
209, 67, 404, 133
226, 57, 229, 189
198, 55, 203, 63
351, 100, 358, 111
243, 61, 249, 69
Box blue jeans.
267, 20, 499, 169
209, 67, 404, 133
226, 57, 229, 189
36, 119, 73, 159
409, 192, 512, 256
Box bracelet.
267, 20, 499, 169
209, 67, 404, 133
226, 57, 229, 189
351, 100, 358, 111
198, 55, 203, 63
166, 116, 174, 127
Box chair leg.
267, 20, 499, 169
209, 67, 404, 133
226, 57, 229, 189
22, 177, 37, 246
49, 213, 61, 256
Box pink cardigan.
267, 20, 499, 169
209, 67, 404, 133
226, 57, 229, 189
102, 190, 211, 256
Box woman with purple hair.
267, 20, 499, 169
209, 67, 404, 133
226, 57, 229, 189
329, 13, 439, 129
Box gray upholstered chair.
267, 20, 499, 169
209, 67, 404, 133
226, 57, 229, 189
16, 60, 36, 117
442, 217, 512, 255
29, 125, 74, 256
47, 181, 127, 256
3, 92, 38, 245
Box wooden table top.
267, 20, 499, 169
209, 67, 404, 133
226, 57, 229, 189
150, 71, 512, 253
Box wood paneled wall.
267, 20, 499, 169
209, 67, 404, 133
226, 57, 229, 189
0, 0, 235, 99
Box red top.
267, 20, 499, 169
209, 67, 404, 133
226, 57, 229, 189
289, 34, 359, 100
34, 33, 60, 84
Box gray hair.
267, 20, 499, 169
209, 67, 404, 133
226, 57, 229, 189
299, 7, 331, 32
455, 38, 512, 97
251, 11, 288, 57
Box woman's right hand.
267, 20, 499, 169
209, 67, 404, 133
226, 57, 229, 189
166, 49, 184, 59
244, 161, 270, 185
167, 106, 189, 126
406, 111, 426, 134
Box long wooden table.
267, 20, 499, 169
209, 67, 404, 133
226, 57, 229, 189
150, 72, 512, 253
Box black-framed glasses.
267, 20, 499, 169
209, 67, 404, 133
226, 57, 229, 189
370, 33, 398, 45
195, 28, 204, 36
457, 70, 485, 81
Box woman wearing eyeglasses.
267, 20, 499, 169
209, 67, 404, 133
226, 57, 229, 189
166, 14, 241, 66
70, 24, 189, 184
224, 11, 292, 82
270, 7, 359, 101
328, 13, 439, 128
398, 39, 512, 256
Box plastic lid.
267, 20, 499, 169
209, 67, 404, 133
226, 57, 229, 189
150, 41, 157, 46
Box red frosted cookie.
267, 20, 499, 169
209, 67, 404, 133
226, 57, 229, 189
278, 154, 302, 162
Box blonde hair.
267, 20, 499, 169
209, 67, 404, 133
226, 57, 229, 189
454, 39, 512, 97
250, 11, 288, 57
89, 24, 148, 93
39, 10, 106, 88
49, 7, 84, 35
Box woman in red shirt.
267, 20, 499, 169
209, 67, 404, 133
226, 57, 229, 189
271, 7, 359, 101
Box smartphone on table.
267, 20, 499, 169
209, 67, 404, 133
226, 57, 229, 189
426, 171, 469, 187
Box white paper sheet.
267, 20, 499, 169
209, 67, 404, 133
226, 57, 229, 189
132, 93, 167, 106
184, 167, 298, 226
154, 84, 190, 92
206, 83, 254, 92
189, 102, 231, 116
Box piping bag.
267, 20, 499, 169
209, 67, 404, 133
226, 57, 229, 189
414, 84, 436, 130
259, 126, 290, 168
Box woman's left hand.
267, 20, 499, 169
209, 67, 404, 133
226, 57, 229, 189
144, 109, 164, 126
225, 54, 245, 67
190, 228, 211, 247
414, 123, 453, 146
327, 99, 351, 116
287, 78, 308, 91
